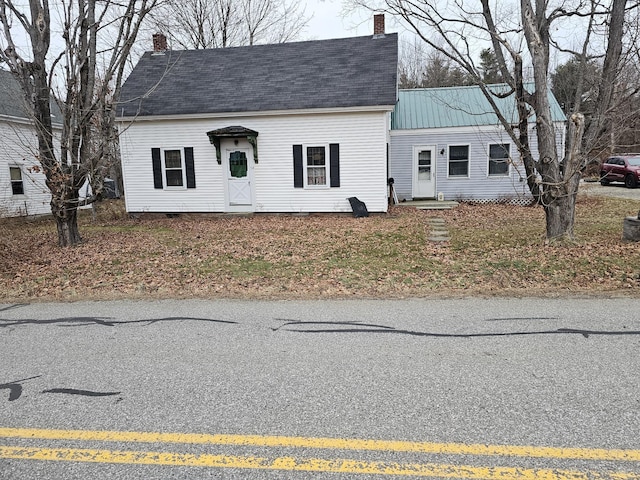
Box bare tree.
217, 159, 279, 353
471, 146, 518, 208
150, 0, 308, 49
399, 37, 472, 88
609, 62, 640, 153
148, 0, 241, 49
0, 0, 158, 246
242, 0, 307, 45
353, 0, 633, 241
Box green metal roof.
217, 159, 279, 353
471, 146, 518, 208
392, 84, 566, 130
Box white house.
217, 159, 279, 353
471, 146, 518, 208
116, 17, 398, 215
0, 69, 55, 217
390, 85, 567, 204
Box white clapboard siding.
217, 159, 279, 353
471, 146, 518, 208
0, 120, 52, 217
390, 122, 566, 202
118, 110, 390, 213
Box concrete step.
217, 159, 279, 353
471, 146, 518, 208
426, 217, 450, 242
396, 200, 459, 210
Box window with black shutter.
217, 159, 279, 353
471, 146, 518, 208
152, 147, 196, 189
184, 147, 196, 188
293, 143, 340, 188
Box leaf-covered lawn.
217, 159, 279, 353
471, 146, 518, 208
1, 195, 639, 301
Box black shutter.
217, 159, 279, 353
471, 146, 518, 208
329, 143, 340, 187
293, 144, 303, 188
152, 148, 163, 189
184, 147, 196, 189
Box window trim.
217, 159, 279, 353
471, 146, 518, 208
303, 144, 330, 188
9, 165, 25, 195
162, 148, 186, 189
447, 144, 470, 179
487, 142, 511, 177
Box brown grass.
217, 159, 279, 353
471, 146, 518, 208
1, 194, 639, 302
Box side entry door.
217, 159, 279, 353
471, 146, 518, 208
412, 146, 436, 199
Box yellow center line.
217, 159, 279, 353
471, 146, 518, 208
1, 445, 639, 479
0, 427, 639, 462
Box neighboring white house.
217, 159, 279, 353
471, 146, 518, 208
390, 85, 567, 204
0, 69, 56, 217
116, 17, 398, 215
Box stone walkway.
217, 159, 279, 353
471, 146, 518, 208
426, 217, 450, 242
395, 200, 457, 243
405, 181, 640, 244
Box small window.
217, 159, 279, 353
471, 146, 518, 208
306, 146, 327, 186
448, 145, 469, 177
229, 151, 248, 178
10, 167, 24, 195
164, 149, 184, 187
488, 143, 510, 176
418, 150, 432, 181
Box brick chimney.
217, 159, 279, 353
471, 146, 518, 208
152, 33, 167, 53
373, 14, 385, 35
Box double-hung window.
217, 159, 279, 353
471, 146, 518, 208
152, 147, 195, 190
10, 166, 24, 195
164, 149, 184, 187
448, 145, 469, 177
488, 143, 510, 176
293, 144, 340, 188
306, 146, 327, 186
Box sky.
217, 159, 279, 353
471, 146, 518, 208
302, 0, 384, 40
0, 1, 385, 70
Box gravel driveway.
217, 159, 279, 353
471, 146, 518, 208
579, 180, 640, 200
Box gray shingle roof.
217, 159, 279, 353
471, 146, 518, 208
392, 84, 566, 130
0, 69, 63, 123
117, 34, 398, 118
0, 69, 30, 119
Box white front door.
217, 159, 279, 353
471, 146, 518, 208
412, 145, 436, 199
225, 147, 254, 211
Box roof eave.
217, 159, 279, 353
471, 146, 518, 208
116, 104, 397, 122
391, 119, 567, 132
0, 113, 63, 129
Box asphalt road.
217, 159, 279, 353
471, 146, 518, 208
1, 298, 639, 479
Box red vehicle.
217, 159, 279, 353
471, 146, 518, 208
600, 155, 640, 188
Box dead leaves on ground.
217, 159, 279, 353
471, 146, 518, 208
1, 197, 639, 302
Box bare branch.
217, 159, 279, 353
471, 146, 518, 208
0, 0, 159, 246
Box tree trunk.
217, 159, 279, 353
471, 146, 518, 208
544, 194, 576, 242
521, 0, 578, 241
53, 202, 82, 247
583, 0, 626, 150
